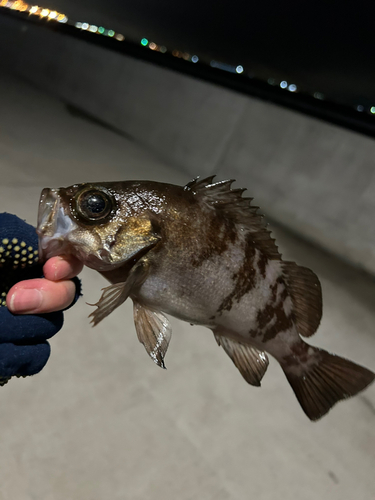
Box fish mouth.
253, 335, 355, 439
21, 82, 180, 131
37, 188, 77, 263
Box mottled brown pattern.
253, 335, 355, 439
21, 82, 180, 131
190, 215, 237, 268
282, 342, 312, 366
248, 277, 293, 341
217, 235, 257, 314
257, 252, 268, 278
262, 307, 294, 342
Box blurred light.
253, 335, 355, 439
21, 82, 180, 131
58, 15, 67, 23
40, 8, 49, 17
98, 26, 105, 34
356, 105, 364, 112
172, 50, 180, 57
75, 21, 82, 28
210, 60, 237, 73
141, 38, 148, 46
108, 30, 115, 37
267, 78, 276, 85
280, 81, 288, 89
370, 106, 375, 114
0, 0, 8, 6
149, 42, 157, 50
48, 10, 57, 19
115, 33, 124, 41
288, 84, 297, 92
29, 5, 38, 13
160, 46, 167, 53
236, 65, 244, 74
89, 25, 98, 32
191, 55, 199, 63
182, 52, 190, 60
313, 92, 324, 100
81, 22, 89, 30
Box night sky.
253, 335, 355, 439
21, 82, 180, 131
12, 1, 375, 106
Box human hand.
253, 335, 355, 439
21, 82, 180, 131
0, 213, 82, 386
7, 255, 83, 314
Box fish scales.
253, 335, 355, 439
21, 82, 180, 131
37, 176, 375, 420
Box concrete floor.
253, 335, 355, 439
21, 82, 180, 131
0, 73, 374, 500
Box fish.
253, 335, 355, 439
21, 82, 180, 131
37, 176, 375, 420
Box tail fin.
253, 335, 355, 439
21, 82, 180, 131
282, 347, 375, 421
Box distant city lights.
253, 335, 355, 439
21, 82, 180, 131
1, 0, 374, 117
0, 1, 68, 22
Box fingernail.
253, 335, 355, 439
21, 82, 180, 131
52, 256, 68, 280
9, 289, 43, 313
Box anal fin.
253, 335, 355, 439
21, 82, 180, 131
214, 334, 269, 386
133, 301, 172, 368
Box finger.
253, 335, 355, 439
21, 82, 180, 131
43, 255, 83, 282
7, 278, 76, 314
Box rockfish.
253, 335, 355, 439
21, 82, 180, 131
37, 177, 374, 420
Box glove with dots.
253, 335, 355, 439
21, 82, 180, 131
0, 213, 81, 386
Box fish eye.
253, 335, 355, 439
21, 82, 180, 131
76, 189, 113, 221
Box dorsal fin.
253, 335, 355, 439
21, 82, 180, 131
282, 262, 322, 337
185, 176, 281, 260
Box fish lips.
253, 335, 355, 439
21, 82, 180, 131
37, 188, 77, 263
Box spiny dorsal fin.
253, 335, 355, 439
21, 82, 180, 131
282, 262, 322, 338
133, 301, 172, 369
185, 176, 280, 260
214, 334, 269, 386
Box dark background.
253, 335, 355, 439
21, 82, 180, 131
39, 0, 375, 109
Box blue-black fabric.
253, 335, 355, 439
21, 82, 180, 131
0, 213, 80, 385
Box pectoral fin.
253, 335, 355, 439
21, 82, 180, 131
89, 264, 148, 326
214, 334, 269, 386
133, 301, 172, 368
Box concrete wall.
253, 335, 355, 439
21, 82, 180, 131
1, 15, 375, 274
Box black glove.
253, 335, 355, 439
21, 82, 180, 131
0, 213, 81, 386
